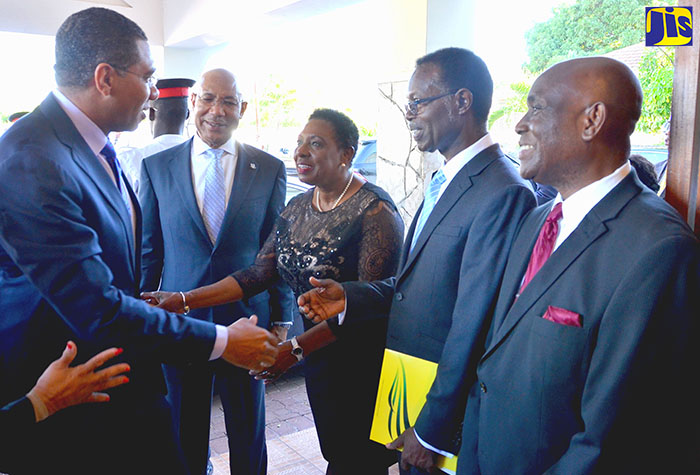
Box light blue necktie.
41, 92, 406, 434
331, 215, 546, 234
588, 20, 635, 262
203, 148, 226, 244
410, 169, 446, 252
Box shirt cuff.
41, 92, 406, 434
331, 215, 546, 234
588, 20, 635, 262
414, 429, 455, 458
209, 324, 228, 360
272, 321, 292, 328
337, 295, 348, 325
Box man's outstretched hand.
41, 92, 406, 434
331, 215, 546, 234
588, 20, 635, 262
297, 277, 346, 323
221, 315, 280, 371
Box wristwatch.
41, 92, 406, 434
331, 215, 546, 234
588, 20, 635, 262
290, 337, 304, 361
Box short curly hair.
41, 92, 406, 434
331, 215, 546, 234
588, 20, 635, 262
54, 7, 148, 87
308, 109, 359, 162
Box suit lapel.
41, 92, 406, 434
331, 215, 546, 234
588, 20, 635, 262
40, 95, 138, 276
214, 143, 258, 250
168, 139, 211, 246
398, 145, 501, 280
483, 175, 642, 359
122, 176, 141, 278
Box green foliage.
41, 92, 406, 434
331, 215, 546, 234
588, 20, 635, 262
488, 81, 532, 129
638, 48, 674, 132
253, 76, 301, 130
525, 0, 672, 73
358, 124, 376, 138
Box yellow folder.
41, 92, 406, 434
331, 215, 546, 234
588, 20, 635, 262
370, 348, 458, 474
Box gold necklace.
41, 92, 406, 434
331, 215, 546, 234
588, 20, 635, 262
316, 173, 354, 212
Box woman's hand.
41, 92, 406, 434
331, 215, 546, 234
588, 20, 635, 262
27, 341, 131, 421
140, 290, 183, 312
250, 340, 298, 383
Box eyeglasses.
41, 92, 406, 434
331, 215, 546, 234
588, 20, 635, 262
405, 91, 457, 115
195, 94, 241, 110
111, 65, 158, 88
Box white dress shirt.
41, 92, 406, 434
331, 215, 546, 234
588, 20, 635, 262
190, 133, 238, 216
550, 160, 631, 253
118, 134, 189, 193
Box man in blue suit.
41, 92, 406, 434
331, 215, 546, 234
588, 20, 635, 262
0, 8, 279, 474
457, 57, 700, 474
139, 68, 294, 475
298, 48, 537, 473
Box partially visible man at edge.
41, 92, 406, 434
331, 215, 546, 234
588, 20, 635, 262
0, 8, 278, 474
455, 57, 699, 474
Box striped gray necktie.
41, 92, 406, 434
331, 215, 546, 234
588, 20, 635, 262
410, 169, 446, 252
203, 148, 226, 244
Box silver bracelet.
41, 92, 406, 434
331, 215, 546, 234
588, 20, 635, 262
179, 291, 190, 315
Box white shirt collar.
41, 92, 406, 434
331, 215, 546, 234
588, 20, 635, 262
52, 89, 108, 156
192, 133, 237, 159
440, 133, 495, 183
552, 160, 631, 250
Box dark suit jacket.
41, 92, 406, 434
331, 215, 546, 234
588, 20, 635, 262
139, 139, 293, 328
0, 93, 216, 472
343, 144, 537, 451
0, 396, 34, 472
459, 172, 700, 474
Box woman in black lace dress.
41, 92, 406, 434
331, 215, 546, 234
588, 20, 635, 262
144, 109, 404, 474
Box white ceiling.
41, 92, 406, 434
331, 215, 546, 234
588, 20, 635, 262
0, 0, 364, 48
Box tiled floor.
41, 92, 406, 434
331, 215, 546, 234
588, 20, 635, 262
209, 369, 399, 475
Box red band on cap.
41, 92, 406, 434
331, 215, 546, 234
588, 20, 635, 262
157, 87, 190, 98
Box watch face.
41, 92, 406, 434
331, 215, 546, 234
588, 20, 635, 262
292, 347, 303, 356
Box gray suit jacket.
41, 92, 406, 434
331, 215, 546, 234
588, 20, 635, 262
139, 138, 294, 328
343, 144, 537, 451
459, 172, 700, 474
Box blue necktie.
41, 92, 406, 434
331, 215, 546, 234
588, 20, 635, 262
100, 140, 122, 191
410, 169, 446, 252
203, 148, 226, 244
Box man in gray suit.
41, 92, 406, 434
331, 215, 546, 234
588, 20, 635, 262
139, 68, 294, 475
297, 47, 536, 473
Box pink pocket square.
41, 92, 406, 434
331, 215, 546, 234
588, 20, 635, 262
542, 305, 582, 327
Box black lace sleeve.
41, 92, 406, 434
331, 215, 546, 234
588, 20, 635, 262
231, 220, 281, 299
357, 199, 404, 281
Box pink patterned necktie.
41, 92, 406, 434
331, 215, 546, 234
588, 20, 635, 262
519, 202, 563, 293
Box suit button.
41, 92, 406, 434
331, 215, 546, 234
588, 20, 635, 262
480, 382, 487, 393
396, 292, 403, 301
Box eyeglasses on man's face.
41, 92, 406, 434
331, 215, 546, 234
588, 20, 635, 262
405, 91, 457, 115
195, 93, 242, 111
110, 65, 158, 88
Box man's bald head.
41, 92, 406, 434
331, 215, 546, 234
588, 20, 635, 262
191, 68, 247, 148
545, 57, 642, 142
516, 57, 643, 198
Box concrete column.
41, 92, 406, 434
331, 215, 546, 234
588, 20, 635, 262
376, 0, 477, 227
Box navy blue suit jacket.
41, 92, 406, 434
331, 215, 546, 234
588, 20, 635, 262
139, 139, 293, 328
0, 94, 217, 471
343, 144, 537, 451
459, 172, 700, 474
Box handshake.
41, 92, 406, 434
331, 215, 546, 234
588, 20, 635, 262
141, 291, 282, 373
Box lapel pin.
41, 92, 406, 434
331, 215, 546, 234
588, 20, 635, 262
250, 162, 257, 170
